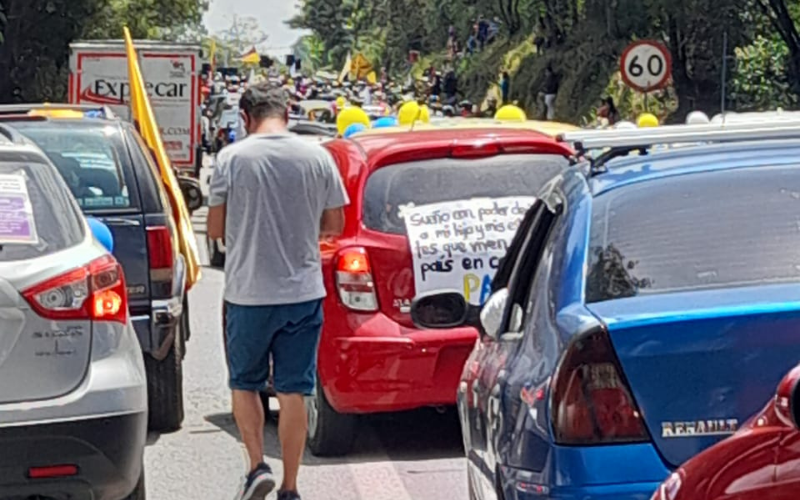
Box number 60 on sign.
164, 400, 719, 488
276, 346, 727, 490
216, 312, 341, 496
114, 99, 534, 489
620, 40, 672, 93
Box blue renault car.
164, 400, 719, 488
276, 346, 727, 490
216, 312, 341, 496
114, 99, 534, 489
413, 124, 800, 500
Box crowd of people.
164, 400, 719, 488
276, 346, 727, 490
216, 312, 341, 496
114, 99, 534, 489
199, 64, 522, 150
198, 51, 663, 145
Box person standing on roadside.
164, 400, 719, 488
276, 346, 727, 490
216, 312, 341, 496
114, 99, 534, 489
500, 71, 511, 104
542, 65, 559, 121
207, 83, 349, 500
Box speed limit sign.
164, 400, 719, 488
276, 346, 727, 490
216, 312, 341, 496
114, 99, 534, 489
620, 40, 672, 92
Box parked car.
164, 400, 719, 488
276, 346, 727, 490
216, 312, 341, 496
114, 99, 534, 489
297, 128, 574, 456
651, 362, 800, 500
0, 123, 147, 499
0, 104, 203, 432
413, 131, 800, 499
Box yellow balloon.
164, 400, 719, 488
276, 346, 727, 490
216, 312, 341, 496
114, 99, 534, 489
336, 96, 346, 108
336, 106, 371, 136
494, 105, 527, 122
398, 101, 421, 126
419, 105, 431, 123
637, 113, 659, 128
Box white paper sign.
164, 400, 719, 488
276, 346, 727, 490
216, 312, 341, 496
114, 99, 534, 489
0, 174, 38, 245
404, 196, 535, 305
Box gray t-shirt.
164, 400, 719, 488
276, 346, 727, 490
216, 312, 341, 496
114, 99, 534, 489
208, 133, 349, 305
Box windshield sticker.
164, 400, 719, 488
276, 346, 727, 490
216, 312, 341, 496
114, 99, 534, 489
82, 197, 116, 208
0, 174, 39, 245
404, 196, 535, 306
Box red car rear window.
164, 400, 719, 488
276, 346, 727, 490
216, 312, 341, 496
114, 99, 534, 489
362, 154, 568, 235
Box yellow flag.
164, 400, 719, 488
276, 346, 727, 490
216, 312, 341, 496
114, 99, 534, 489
124, 28, 201, 290
351, 53, 373, 80
240, 47, 260, 65
209, 38, 217, 73
366, 71, 377, 85
339, 53, 352, 83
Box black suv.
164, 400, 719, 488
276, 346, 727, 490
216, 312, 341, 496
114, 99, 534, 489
0, 105, 203, 432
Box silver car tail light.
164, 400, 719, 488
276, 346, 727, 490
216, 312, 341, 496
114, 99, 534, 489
23, 255, 128, 324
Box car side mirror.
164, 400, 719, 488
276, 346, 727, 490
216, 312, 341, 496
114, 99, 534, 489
776, 364, 800, 429
480, 288, 511, 340
411, 291, 474, 329
178, 176, 204, 213
86, 217, 115, 253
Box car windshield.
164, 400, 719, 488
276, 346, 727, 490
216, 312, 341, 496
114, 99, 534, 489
15, 124, 136, 211
0, 160, 84, 262
586, 166, 800, 303
362, 154, 569, 235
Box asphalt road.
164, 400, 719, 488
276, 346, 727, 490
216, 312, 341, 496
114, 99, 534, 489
143, 194, 468, 499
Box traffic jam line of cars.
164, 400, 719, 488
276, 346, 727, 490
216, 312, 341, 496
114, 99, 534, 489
4, 103, 800, 500
0, 104, 203, 500
214, 115, 800, 499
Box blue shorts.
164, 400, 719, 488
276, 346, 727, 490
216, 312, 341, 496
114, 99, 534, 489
225, 299, 323, 395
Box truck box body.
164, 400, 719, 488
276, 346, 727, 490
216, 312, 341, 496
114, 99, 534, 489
69, 40, 202, 174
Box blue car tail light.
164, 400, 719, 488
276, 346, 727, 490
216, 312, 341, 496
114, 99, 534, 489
551, 326, 650, 445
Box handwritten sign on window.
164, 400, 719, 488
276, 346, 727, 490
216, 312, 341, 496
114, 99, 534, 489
404, 196, 535, 305
0, 174, 38, 245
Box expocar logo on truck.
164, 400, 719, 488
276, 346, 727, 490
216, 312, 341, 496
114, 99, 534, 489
83, 79, 189, 103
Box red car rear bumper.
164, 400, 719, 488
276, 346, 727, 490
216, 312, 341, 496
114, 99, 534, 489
319, 315, 478, 414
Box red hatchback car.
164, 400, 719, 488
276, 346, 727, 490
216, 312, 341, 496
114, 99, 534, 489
306, 128, 574, 456
652, 363, 800, 500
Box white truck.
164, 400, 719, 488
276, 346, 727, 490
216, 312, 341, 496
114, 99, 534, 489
69, 40, 203, 176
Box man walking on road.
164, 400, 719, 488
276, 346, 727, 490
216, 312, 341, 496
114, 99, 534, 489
207, 83, 349, 500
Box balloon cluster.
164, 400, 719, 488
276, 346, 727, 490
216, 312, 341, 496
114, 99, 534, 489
397, 101, 431, 126
336, 100, 434, 139
337, 107, 371, 137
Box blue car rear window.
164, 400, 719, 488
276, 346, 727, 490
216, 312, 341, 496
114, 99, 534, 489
586, 166, 800, 303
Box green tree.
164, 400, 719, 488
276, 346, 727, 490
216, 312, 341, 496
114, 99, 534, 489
291, 0, 800, 121
0, 0, 207, 103
294, 34, 327, 72
0, 0, 101, 102
730, 34, 798, 110
288, 0, 355, 67
84, 0, 208, 40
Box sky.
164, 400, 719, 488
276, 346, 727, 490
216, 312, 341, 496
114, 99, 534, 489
203, 0, 305, 58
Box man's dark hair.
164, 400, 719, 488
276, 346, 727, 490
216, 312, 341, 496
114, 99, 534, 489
240, 83, 287, 121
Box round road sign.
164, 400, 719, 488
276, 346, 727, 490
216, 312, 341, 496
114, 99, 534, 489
620, 40, 672, 93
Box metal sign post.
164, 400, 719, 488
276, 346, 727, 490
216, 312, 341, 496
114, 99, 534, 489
721, 31, 728, 115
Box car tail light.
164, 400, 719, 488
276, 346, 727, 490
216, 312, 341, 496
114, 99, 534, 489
147, 226, 174, 282
28, 464, 79, 479
23, 255, 128, 324
335, 247, 378, 312
450, 142, 502, 158
550, 327, 648, 444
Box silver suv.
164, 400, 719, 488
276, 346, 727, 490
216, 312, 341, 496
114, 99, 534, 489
0, 124, 147, 500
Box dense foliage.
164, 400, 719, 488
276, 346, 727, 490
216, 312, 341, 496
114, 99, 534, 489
291, 0, 800, 122
0, 0, 207, 103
